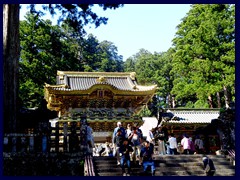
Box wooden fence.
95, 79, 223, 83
3, 121, 90, 154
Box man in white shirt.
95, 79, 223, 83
168, 133, 178, 155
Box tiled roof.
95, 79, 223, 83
163, 109, 220, 124
50, 71, 157, 92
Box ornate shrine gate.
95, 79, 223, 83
44, 71, 157, 143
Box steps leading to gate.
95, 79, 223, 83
93, 154, 235, 176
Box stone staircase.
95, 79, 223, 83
93, 154, 235, 176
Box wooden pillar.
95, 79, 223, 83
11, 136, 17, 152
29, 135, 34, 153
20, 136, 26, 152
63, 122, 68, 152
55, 122, 59, 152
3, 135, 9, 152
42, 134, 47, 153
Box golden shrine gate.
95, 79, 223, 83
44, 71, 157, 143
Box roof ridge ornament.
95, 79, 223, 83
97, 76, 106, 83
130, 72, 136, 80
132, 85, 139, 90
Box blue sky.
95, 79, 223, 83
20, 4, 191, 61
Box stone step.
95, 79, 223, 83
95, 170, 235, 176
93, 154, 235, 176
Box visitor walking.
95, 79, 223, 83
195, 135, 204, 154
113, 129, 125, 165
189, 137, 195, 154
155, 126, 166, 155
140, 141, 156, 176
168, 133, 178, 155
126, 124, 132, 137
181, 134, 191, 154
86, 123, 94, 154
128, 126, 143, 165
112, 122, 126, 158
119, 139, 133, 176
147, 128, 155, 145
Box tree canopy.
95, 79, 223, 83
19, 13, 123, 108
123, 4, 235, 110
171, 4, 235, 108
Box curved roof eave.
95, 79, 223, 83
45, 84, 157, 96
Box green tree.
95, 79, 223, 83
19, 13, 124, 108
19, 13, 81, 107
4, 4, 123, 133
3, 4, 20, 133
81, 34, 123, 72
153, 49, 175, 108
133, 49, 155, 85
124, 56, 136, 72
171, 4, 235, 108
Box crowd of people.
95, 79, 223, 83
91, 122, 207, 176
148, 126, 205, 155
108, 121, 156, 176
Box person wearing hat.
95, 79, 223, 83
202, 155, 216, 176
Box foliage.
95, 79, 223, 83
28, 4, 124, 35
194, 100, 209, 108
171, 4, 235, 108
138, 105, 152, 117
123, 4, 235, 110
19, 12, 123, 108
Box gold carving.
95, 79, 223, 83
130, 72, 136, 80
97, 76, 106, 83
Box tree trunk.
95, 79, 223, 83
167, 94, 171, 108
3, 4, 20, 133
171, 95, 176, 108
216, 92, 221, 108
223, 86, 230, 108
208, 95, 213, 108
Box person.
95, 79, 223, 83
113, 129, 125, 165
202, 155, 216, 176
126, 124, 132, 137
128, 126, 143, 165
113, 122, 126, 139
86, 123, 94, 154
140, 141, 156, 176
181, 134, 191, 154
147, 128, 155, 145
155, 126, 166, 155
112, 122, 126, 158
119, 139, 133, 176
189, 137, 195, 154
195, 135, 204, 154
136, 124, 143, 140
168, 133, 178, 155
